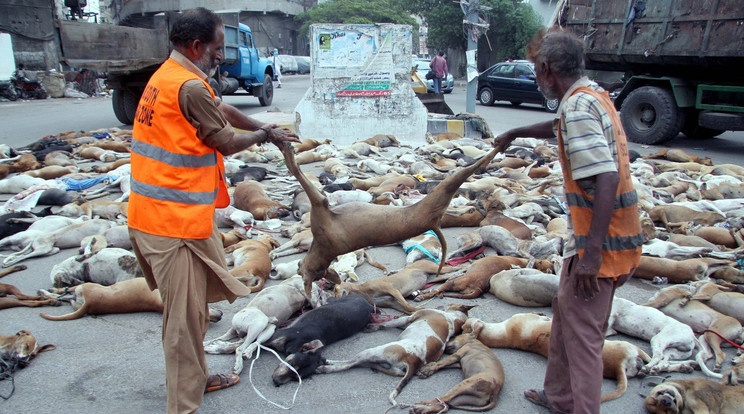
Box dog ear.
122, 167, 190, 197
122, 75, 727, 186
38, 344, 56, 353
324, 268, 342, 286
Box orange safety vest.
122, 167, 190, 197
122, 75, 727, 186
557, 86, 642, 278
128, 58, 230, 239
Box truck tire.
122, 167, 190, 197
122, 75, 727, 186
258, 74, 273, 106
699, 111, 744, 131
682, 110, 724, 139
222, 78, 240, 95
112, 89, 137, 125
620, 86, 683, 145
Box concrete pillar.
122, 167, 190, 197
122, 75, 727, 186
294, 24, 428, 147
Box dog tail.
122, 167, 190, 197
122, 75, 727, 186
40, 305, 88, 321
694, 335, 724, 379
600, 369, 627, 402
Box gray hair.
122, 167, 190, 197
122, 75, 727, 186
527, 29, 585, 78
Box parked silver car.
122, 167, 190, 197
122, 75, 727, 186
413, 59, 454, 94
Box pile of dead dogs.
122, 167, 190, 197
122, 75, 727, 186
1, 128, 744, 413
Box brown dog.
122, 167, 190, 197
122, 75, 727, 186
414, 255, 553, 301
644, 379, 744, 414
464, 315, 650, 402
410, 331, 505, 413
24, 165, 77, 179
40, 278, 223, 322
0, 330, 55, 359
0, 265, 59, 309
279, 142, 497, 295
649, 205, 725, 229
232, 180, 290, 220
292, 138, 331, 153
226, 235, 280, 292
335, 260, 463, 314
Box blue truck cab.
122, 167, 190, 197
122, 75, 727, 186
220, 23, 275, 106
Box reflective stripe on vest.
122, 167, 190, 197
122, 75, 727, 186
131, 139, 217, 168
128, 58, 228, 239
130, 178, 218, 205
558, 86, 642, 278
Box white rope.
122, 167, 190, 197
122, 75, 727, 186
247, 344, 302, 410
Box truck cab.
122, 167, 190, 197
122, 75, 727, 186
219, 23, 274, 104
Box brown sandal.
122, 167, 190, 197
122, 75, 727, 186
205, 373, 240, 393
524, 389, 550, 409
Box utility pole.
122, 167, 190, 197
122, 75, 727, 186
460, 0, 490, 114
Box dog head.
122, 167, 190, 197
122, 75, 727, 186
257, 234, 281, 251
0, 330, 56, 359
645, 382, 684, 414
271, 339, 327, 386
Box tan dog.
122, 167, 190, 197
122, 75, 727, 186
39, 278, 223, 322
317, 304, 471, 405
232, 180, 290, 220
464, 315, 650, 402
440, 205, 486, 228
220, 229, 247, 247
294, 150, 331, 165
649, 205, 725, 228
292, 138, 331, 153
58, 200, 128, 220
24, 165, 77, 179
411, 331, 504, 413
77, 146, 117, 162
347, 173, 399, 190
91, 158, 130, 173
88, 140, 131, 153
414, 255, 553, 301
335, 260, 463, 314
0, 265, 60, 309
226, 235, 280, 292
643, 285, 744, 374
634, 256, 714, 283
0, 330, 55, 359
358, 134, 400, 148
720, 355, 744, 385
280, 142, 497, 295
269, 228, 313, 259
645, 148, 713, 165
644, 379, 744, 414
690, 280, 744, 324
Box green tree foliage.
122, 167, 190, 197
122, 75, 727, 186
399, 0, 543, 66
295, 0, 418, 40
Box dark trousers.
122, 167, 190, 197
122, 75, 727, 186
544, 256, 633, 414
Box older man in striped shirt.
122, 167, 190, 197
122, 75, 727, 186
493, 29, 642, 414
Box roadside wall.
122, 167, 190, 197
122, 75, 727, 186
295, 23, 428, 147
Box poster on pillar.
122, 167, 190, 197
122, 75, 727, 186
336, 33, 393, 97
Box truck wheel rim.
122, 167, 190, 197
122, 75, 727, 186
632, 103, 656, 130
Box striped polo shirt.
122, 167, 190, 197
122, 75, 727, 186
552, 77, 620, 258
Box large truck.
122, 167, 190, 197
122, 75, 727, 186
559, 0, 744, 144
0, 0, 275, 125
59, 12, 276, 125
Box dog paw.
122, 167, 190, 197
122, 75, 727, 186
681, 365, 694, 374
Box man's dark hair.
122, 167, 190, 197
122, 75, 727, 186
438, 51, 444, 56
169, 7, 222, 48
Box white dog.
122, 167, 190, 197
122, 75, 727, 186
203, 275, 325, 374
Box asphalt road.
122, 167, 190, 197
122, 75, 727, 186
0, 74, 741, 414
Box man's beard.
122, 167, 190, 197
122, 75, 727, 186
194, 54, 217, 77
538, 80, 560, 100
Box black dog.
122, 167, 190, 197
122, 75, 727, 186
322, 183, 354, 193
230, 166, 269, 184
267, 294, 376, 385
